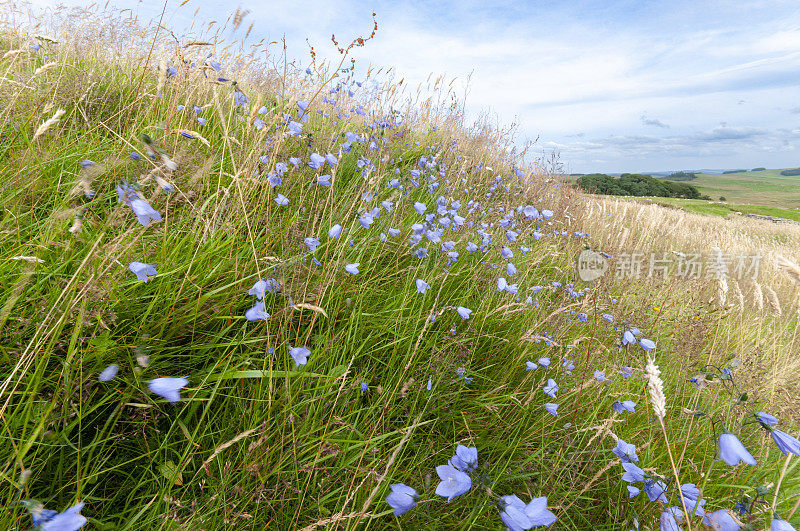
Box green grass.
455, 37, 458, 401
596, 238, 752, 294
689, 170, 800, 208
1, 11, 799, 531
635, 197, 800, 221
568, 169, 800, 209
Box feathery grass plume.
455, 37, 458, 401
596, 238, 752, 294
31, 108, 66, 142
248, 94, 262, 126
69, 214, 83, 235
732, 279, 744, 313
157, 58, 167, 93
618, 227, 629, 249
645, 356, 666, 419
9, 256, 44, 263
710, 247, 728, 307
76, 81, 97, 105
645, 355, 690, 527
174, 129, 210, 147
2, 48, 23, 59
774, 254, 800, 286
766, 286, 782, 316
717, 275, 728, 308
752, 281, 764, 311
33, 61, 58, 77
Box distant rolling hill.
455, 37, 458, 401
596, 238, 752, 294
686, 169, 800, 208
567, 168, 800, 208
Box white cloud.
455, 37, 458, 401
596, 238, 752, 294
18, 0, 800, 172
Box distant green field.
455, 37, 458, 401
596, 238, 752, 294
634, 196, 800, 221
568, 168, 800, 208
689, 169, 800, 208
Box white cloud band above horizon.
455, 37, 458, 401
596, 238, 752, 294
16, 0, 800, 173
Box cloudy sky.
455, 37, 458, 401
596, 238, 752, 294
26, 0, 800, 173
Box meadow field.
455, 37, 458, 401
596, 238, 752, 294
0, 5, 799, 530
688, 170, 800, 209
630, 198, 800, 223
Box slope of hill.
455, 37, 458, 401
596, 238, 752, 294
1, 6, 799, 530
688, 169, 800, 207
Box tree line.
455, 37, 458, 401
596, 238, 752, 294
575, 173, 707, 199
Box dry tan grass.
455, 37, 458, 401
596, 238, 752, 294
577, 194, 800, 417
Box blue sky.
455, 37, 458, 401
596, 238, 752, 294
28, 0, 800, 173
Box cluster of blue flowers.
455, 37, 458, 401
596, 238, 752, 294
385, 444, 557, 529
626, 361, 800, 530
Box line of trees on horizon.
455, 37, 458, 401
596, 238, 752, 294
575, 173, 707, 199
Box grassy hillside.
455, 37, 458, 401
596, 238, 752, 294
569, 169, 800, 210
635, 197, 800, 222
1, 6, 799, 531
681, 170, 800, 208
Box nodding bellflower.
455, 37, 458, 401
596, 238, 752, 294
415, 278, 430, 294
147, 377, 189, 403
660, 509, 682, 531
248, 278, 279, 298
385, 483, 418, 516
622, 330, 636, 345
434, 464, 472, 501
128, 262, 157, 282
449, 445, 478, 474
245, 300, 270, 321
771, 515, 796, 531
359, 214, 374, 228
612, 400, 637, 413
31, 501, 87, 530
612, 439, 639, 463
308, 153, 325, 170
498, 277, 508, 292
290, 346, 311, 367
498, 495, 533, 531
718, 431, 757, 466
287, 120, 303, 136
345, 263, 360, 275
644, 478, 669, 503
117, 182, 161, 226
543, 378, 559, 399
98, 364, 119, 382
499, 495, 557, 530
769, 429, 800, 456
756, 412, 779, 425
456, 306, 472, 320
704, 505, 742, 531
304, 237, 321, 252
621, 462, 646, 483
639, 338, 656, 351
